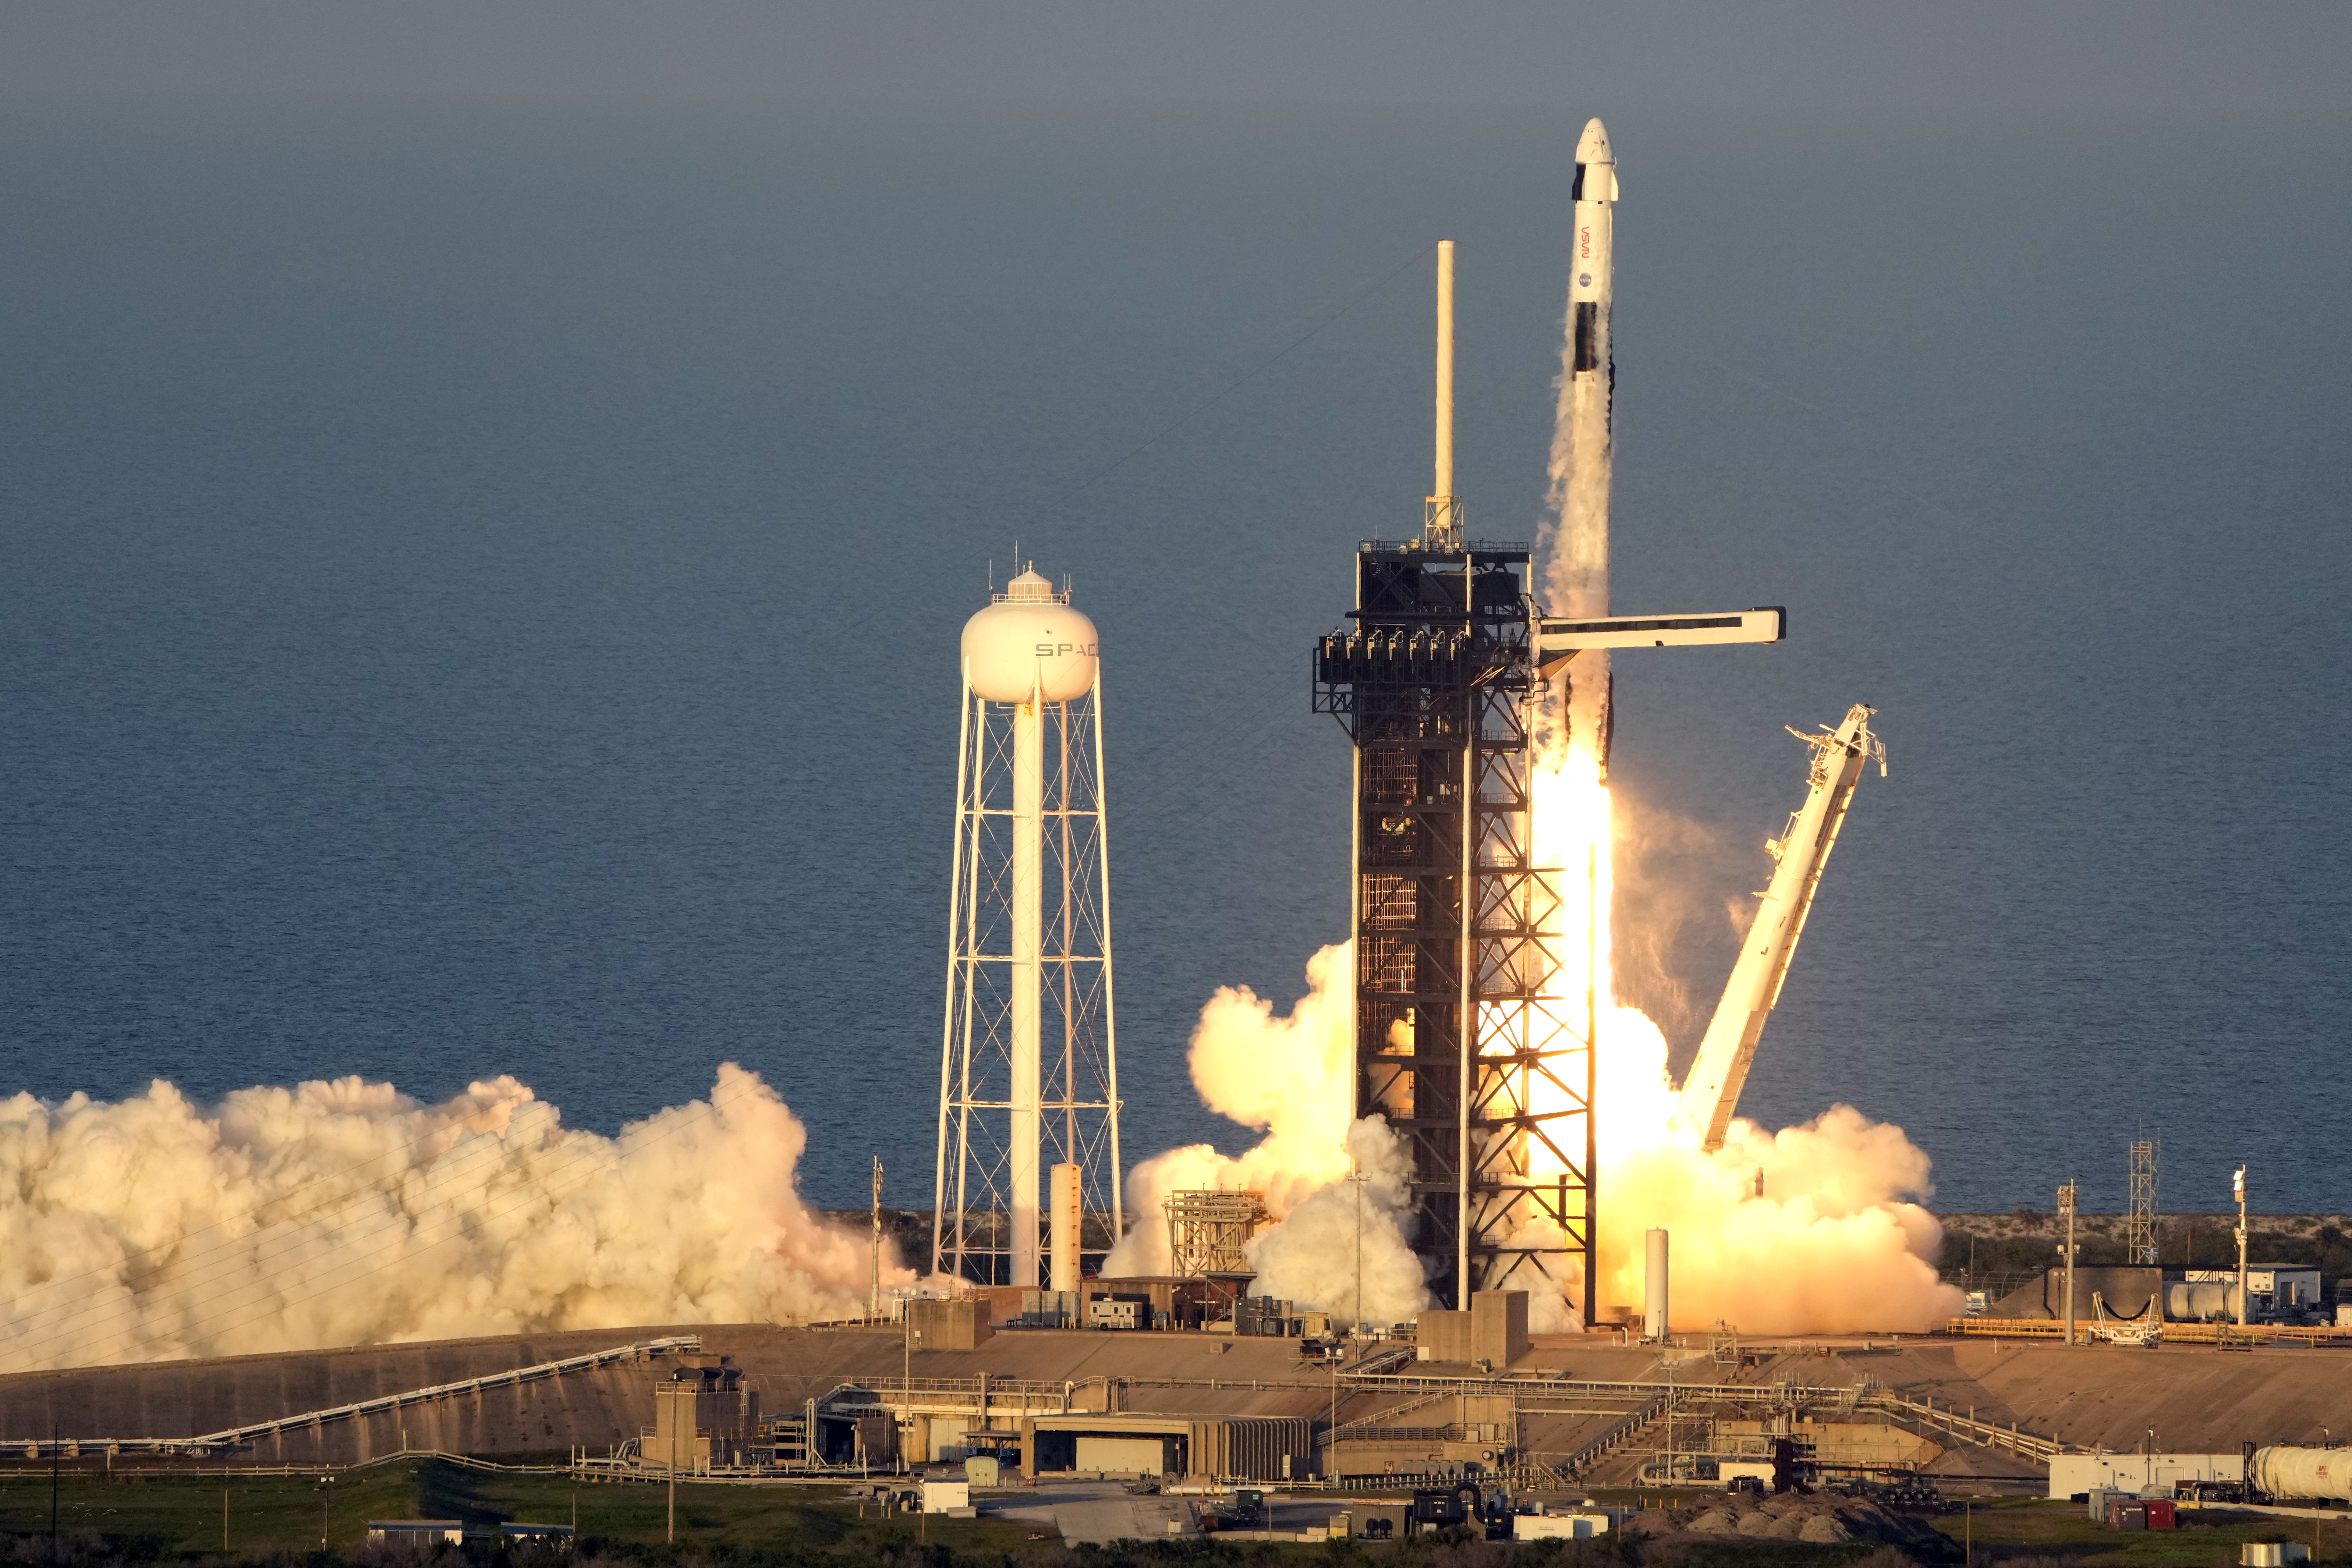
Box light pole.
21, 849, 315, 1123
900, 1323, 922, 1475
871, 1155, 885, 1320
2057, 1182, 2079, 1347
2234, 1165, 2249, 1328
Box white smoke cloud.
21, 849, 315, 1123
1104, 944, 1432, 1326
0, 1064, 901, 1372
1244, 1116, 1427, 1328
1110, 905, 1960, 1337
1526, 1101, 1962, 1336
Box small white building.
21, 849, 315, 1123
1515, 1513, 1613, 1540
921, 1480, 971, 1514
2185, 1267, 2323, 1309
2049, 1452, 2244, 1499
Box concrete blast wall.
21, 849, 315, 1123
1992, 1267, 2162, 1321
0, 1333, 668, 1465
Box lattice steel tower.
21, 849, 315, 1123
934, 568, 1122, 1286
2127, 1137, 2160, 1265
1312, 243, 1595, 1313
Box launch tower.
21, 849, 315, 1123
934, 569, 1122, 1287
1312, 244, 1596, 1313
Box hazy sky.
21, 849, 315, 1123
6, 1, 2347, 114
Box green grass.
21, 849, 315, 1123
0, 1464, 415, 1554
11, 1465, 2337, 1568
1927, 1497, 2351, 1567
0, 1461, 1038, 1557
436, 1469, 1037, 1553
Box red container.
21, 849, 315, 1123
2145, 1500, 2178, 1530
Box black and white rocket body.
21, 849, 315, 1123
1553, 118, 1620, 767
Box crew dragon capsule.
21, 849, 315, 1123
1536, 119, 1784, 722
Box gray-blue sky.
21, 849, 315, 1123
6, 1, 2348, 113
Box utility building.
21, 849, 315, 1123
646, 1357, 760, 1472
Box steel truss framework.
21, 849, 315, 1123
934, 682, 1122, 1284
1165, 1190, 1268, 1278
1314, 539, 1596, 1315
2127, 1138, 2160, 1266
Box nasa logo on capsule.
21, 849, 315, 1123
1579, 273, 1593, 287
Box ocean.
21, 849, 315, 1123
1, 98, 2345, 1216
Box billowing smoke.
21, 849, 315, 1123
1245, 1117, 1424, 1330
0, 1064, 902, 1373
1521, 982, 1962, 1334
1103, 944, 1431, 1326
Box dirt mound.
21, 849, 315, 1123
1638, 1493, 1948, 1555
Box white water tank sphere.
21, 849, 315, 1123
961, 569, 1100, 703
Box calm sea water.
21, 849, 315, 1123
1, 100, 2345, 1216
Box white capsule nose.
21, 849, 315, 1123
1575, 116, 1613, 166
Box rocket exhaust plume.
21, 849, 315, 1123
0, 1065, 904, 1372
1105, 125, 1953, 1339
1522, 120, 1959, 1334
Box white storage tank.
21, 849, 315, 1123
2164, 1280, 2242, 1322
961, 568, 1099, 703
2250, 1445, 2352, 1503
1643, 1228, 1669, 1340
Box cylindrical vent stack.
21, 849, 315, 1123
1050, 1162, 1082, 1294
1644, 1228, 1670, 1341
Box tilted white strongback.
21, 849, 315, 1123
1671, 703, 1887, 1151
933, 568, 1122, 1286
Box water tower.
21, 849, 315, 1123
932, 567, 1122, 1288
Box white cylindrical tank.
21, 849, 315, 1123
2250, 1445, 2352, 1502
2164, 1281, 2242, 1321
1643, 1228, 1669, 1340
961, 569, 1100, 703
1050, 1162, 1082, 1295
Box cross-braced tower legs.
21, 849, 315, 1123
935, 570, 1122, 1286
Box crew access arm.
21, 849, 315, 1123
1671, 704, 1886, 1151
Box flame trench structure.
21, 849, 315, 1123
934, 569, 1122, 1287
